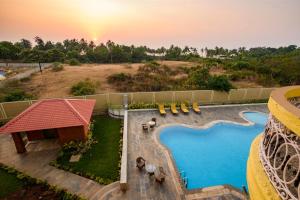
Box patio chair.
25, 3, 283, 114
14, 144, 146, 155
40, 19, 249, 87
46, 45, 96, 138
142, 124, 149, 132
171, 103, 179, 115
151, 118, 157, 126
192, 102, 201, 114
136, 157, 146, 170
158, 104, 166, 116
155, 166, 166, 183
180, 103, 189, 114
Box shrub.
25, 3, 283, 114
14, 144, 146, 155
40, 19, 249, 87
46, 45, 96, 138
0, 164, 84, 200
51, 62, 64, 72
232, 61, 251, 70
4, 89, 33, 102
107, 73, 132, 84
185, 67, 210, 89
128, 103, 157, 109
68, 58, 81, 66
208, 75, 233, 92
61, 134, 96, 155
71, 79, 97, 96
229, 71, 256, 81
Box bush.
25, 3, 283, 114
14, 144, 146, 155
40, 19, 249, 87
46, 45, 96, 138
107, 73, 132, 84
4, 89, 33, 102
232, 61, 251, 70
208, 75, 233, 92
128, 103, 157, 109
185, 67, 210, 89
71, 79, 97, 96
68, 58, 81, 66
229, 71, 256, 81
51, 62, 64, 72
0, 164, 84, 200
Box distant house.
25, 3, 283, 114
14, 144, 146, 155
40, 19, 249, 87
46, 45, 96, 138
0, 99, 95, 153
146, 52, 166, 57
0, 69, 5, 80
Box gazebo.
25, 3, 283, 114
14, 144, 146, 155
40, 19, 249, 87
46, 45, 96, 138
0, 99, 96, 153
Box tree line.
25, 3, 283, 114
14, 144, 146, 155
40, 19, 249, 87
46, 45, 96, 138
1, 37, 299, 86
0, 37, 201, 64
0, 37, 299, 64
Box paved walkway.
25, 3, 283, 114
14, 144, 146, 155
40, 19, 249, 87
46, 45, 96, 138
104, 104, 268, 200
0, 136, 116, 200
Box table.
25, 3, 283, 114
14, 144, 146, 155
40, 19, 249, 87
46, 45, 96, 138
145, 164, 156, 175
148, 121, 156, 128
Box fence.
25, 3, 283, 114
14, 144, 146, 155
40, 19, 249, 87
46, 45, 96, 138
0, 63, 51, 67
0, 63, 52, 88
0, 87, 275, 121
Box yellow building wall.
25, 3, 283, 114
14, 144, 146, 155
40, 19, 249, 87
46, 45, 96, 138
247, 134, 281, 200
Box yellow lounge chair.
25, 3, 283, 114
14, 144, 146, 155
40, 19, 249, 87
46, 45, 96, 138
158, 104, 166, 115
180, 103, 189, 114
171, 103, 179, 115
192, 102, 201, 113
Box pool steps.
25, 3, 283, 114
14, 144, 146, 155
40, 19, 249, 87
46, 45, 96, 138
180, 171, 188, 188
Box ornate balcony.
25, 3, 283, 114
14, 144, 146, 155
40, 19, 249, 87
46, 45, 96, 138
260, 114, 300, 200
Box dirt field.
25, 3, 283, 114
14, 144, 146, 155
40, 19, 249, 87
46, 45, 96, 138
20, 60, 263, 99
22, 61, 194, 99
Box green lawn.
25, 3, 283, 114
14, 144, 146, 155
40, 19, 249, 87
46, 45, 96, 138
0, 168, 23, 198
56, 115, 122, 182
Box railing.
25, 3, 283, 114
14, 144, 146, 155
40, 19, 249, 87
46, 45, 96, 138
260, 114, 300, 200
180, 171, 188, 188
0, 87, 275, 121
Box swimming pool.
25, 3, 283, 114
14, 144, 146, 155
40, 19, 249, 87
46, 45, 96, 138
159, 111, 268, 190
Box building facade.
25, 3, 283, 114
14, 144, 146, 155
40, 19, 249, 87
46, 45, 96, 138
247, 86, 300, 200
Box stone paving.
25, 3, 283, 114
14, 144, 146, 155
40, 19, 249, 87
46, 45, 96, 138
104, 104, 268, 200
0, 136, 109, 200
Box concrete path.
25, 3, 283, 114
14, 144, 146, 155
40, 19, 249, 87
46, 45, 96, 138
0, 135, 118, 200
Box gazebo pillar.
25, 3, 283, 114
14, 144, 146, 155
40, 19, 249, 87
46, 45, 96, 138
11, 132, 26, 153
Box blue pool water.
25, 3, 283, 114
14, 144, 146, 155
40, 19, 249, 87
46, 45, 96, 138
159, 111, 268, 190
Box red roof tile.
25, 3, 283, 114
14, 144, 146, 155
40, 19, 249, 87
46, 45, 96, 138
0, 99, 95, 134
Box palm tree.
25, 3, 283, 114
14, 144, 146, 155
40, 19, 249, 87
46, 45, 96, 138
106, 40, 115, 63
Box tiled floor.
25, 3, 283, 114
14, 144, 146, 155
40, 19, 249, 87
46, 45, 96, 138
105, 104, 268, 200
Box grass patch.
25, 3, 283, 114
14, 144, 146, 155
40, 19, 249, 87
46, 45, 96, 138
55, 116, 122, 183
0, 168, 23, 198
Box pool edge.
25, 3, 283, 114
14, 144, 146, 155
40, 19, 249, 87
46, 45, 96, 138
152, 110, 266, 198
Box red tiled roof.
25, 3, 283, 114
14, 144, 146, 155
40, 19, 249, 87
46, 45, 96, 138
0, 99, 96, 134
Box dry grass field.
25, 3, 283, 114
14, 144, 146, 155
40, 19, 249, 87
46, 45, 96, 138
17, 60, 263, 99
22, 61, 195, 99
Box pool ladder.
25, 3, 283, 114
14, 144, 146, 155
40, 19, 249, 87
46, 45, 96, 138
180, 171, 188, 188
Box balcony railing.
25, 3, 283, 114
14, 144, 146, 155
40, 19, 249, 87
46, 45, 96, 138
260, 114, 300, 200
289, 97, 300, 109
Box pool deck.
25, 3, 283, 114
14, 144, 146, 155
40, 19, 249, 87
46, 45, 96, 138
105, 104, 268, 200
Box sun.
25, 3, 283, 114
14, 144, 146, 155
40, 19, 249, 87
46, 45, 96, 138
72, 0, 124, 42
78, 0, 121, 18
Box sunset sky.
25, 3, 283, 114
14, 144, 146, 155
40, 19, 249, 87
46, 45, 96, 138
0, 0, 299, 48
